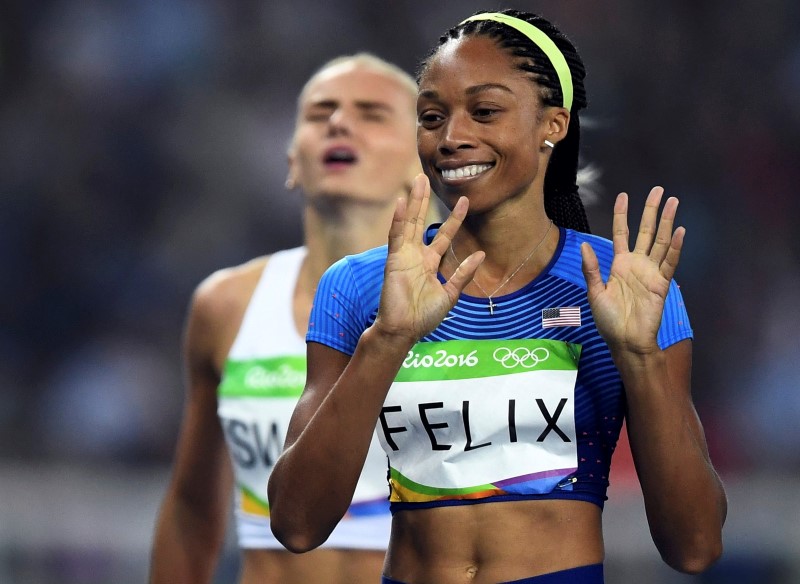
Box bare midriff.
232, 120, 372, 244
384, 499, 604, 584
239, 548, 386, 584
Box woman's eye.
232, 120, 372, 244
362, 113, 387, 122
474, 108, 498, 120
305, 113, 331, 123
419, 112, 444, 126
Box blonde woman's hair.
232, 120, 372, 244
297, 52, 418, 109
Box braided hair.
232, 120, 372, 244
417, 9, 591, 233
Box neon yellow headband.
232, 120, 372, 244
460, 13, 573, 112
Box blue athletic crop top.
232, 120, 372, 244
307, 226, 693, 512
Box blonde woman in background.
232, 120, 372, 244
150, 53, 437, 584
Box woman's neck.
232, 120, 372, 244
444, 190, 559, 297
457, 195, 555, 269
300, 197, 397, 287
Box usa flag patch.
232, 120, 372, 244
542, 306, 581, 328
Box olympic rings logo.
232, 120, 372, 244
492, 347, 550, 368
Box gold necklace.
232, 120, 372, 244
449, 220, 553, 316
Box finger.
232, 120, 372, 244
660, 226, 685, 282
580, 242, 604, 299
387, 196, 407, 254
414, 173, 431, 240
428, 196, 469, 257
442, 251, 485, 303
404, 174, 430, 243
649, 196, 679, 264
611, 192, 630, 256
633, 186, 664, 255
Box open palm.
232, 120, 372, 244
581, 187, 685, 354
374, 174, 485, 343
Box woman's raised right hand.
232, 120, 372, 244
372, 174, 485, 345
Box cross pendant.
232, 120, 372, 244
488, 299, 497, 316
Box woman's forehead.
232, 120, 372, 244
420, 35, 530, 91
302, 66, 412, 109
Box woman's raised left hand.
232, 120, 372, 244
580, 187, 685, 354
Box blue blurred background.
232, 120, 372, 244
1, 1, 799, 582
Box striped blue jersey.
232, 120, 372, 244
307, 226, 693, 509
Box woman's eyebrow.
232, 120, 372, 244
419, 83, 513, 100
465, 83, 513, 96
354, 100, 394, 114
307, 99, 394, 113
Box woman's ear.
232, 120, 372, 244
286, 150, 299, 190
542, 107, 570, 148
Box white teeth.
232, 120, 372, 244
441, 164, 492, 180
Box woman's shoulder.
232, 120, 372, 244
192, 256, 268, 319
565, 229, 612, 250
330, 244, 389, 280
562, 229, 614, 267
184, 255, 270, 369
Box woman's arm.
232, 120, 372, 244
581, 187, 726, 574
268, 332, 413, 552
268, 175, 483, 552
618, 339, 726, 573
149, 281, 234, 584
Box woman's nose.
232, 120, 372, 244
327, 108, 353, 136
438, 114, 475, 154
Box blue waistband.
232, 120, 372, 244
390, 491, 605, 515
381, 563, 603, 584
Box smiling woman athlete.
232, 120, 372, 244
268, 10, 727, 584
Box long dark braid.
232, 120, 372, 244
417, 9, 591, 233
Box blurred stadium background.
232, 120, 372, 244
1, 0, 799, 582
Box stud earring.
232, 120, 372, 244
544, 140, 555, 149
285, 177, 296, 190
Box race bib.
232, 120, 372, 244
218, 356, 307, 516
219, 356, 389, 516
378, 339, 581, 503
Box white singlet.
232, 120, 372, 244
217, 246, 391, 549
